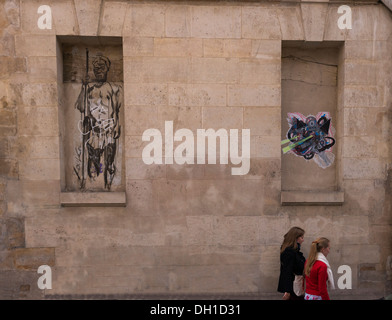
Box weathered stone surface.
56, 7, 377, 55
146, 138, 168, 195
52, 0, 78, 36
344, 86, 383, 108
20, 0, 55, 35
73, 0, 101, 36
0, 109, 16, 126
123, 4, 165, 37
21, 83, 58, 107
155, 38, 203, 57
243, 107, 280, 135
0, 0, 391, 300
17, 107, 59, 136
202, 106, 242, 130
240, 60, 280, 85
16, 136, 60, 159
347, 5, 379, 40
165, 4, 192, 38
18, 158, 60, 181
323, 4, 348, 41
124, 83, 167, 106
0, 270, 44, 299
204, 39, 252, 58
123, 37, 154, 57
345, 62, 378, 86
13, 247, 55, 270
0, 159, 18, 179
191, 5, 241, 39
168, 84, 226, 107
228, 85, 280, 107
192, 57, 240, 84
281, 191, 344, 206
15, 35, 56, 57
0, 57, 26, 78
301, 3, 328, 41
124, 105, 159, 136
278, 6, 304, 40
242, 6, 281, 39
0, 218, 25, 250
99, 1, 128, 36
26, 57, 57, 83
6, 180, 60, 215
60, 192, 126, 207
343, 158, 386, 180
124, 57, 191, 83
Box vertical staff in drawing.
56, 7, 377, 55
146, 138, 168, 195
73, 51, 122, 190
81, 48, 89, 189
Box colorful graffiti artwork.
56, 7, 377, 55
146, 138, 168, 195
281, 112, 335, 169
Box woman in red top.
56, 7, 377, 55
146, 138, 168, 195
304, 237, 334, 300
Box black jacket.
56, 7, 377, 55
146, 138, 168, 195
277, 245, 306, 294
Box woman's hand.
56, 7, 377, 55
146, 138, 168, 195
282, 292, 290, 300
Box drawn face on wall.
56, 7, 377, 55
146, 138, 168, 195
93, 56, 110, 82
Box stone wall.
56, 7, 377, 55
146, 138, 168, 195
0, 0, 391, 299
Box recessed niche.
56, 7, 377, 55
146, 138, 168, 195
57, 36, 125, 204
281, 41, 344, 205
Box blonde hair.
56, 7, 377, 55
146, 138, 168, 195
304, 237, 330, 276
280, 226, 305, 254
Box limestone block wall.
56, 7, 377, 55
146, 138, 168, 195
0, 0, 391, 299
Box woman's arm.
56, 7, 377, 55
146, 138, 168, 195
318, 263, 330, 300
279, 249, 295, 293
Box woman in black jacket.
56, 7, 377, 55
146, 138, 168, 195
277, 226, 306, 300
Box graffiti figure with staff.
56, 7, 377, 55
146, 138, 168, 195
73, 49, 122, 190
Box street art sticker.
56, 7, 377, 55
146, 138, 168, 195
281, 112, 335, 169
72, 49, 123, 191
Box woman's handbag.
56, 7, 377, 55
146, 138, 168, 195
293, 274, 304, 296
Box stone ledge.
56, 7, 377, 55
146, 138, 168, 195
13, 247, 55, 270
60, 192, 126, 207
281, 191, 344, 206
44, 292, 281, 300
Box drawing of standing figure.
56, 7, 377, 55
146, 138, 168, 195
74, 50, 122, 190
